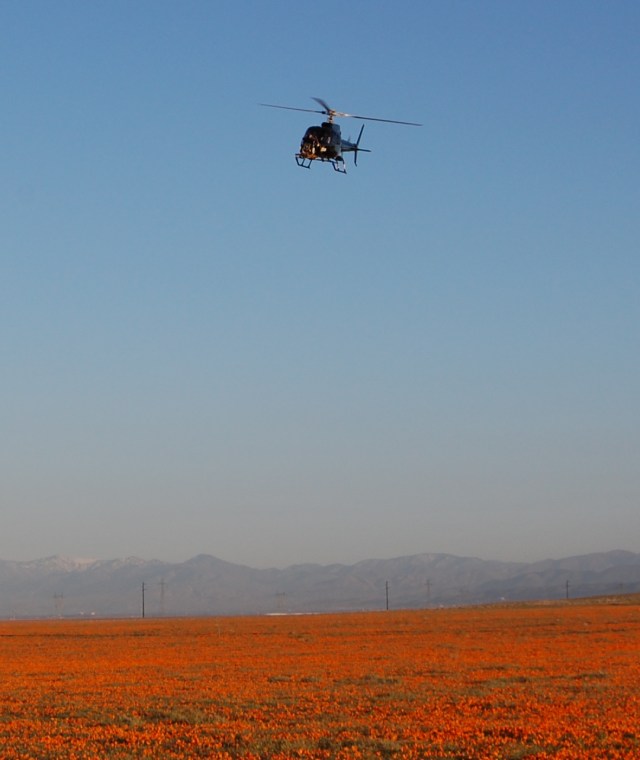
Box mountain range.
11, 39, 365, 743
1, 550, 639, 619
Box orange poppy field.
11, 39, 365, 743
1, 600, 638, 758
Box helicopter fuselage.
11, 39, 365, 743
299, 122, 343, 162
297, 121, 367, 172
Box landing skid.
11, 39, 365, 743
295, 154, 347, 173
295, 155, 313, 169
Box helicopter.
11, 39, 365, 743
260, 97, 421, 173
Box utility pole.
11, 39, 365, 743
565, 579, 570, 600
141, 582, 146, 619
385, 581, 389, 611
159, 578, 166, 616
426, 579, 431, 607
53, 593, 64, 618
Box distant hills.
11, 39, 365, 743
1, 550, 639, 619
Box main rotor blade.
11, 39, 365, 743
314, 98, 420, 125
312, 98, 420, 125
339, 112, 422, 126
312, 97, 332, 113
311, 97, 344, 117
261, 99, 422, 126
259, 103, 326, 116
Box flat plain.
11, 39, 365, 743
1, 599, 638, 758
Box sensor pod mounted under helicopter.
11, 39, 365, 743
260, 97, 421, 173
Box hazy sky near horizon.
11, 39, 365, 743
2, 1, 639, 567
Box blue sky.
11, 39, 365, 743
2, 1, 639, 566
